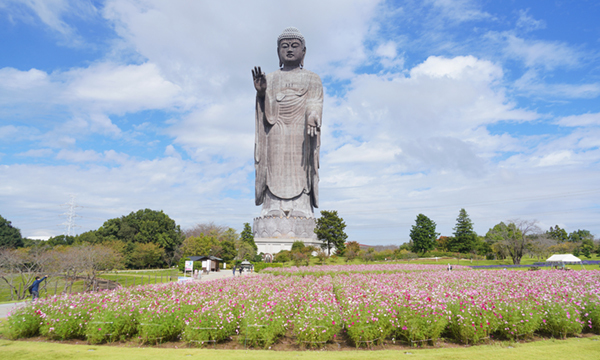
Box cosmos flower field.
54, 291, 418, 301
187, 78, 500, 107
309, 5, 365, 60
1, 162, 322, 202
7, 264, 600, 348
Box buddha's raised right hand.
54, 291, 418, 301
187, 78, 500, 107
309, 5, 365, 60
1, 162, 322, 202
252, 66, 266, 97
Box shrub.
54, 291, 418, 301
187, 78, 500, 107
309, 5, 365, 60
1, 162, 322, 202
39, 305, 90, 340
182, 305, 240, 347
494, 302, 541, 340
582, 298, 600, 333
540, 302, 584, 339
393, 305, 448, 345
447, 303, 499, 344
86, 309, 138, 344
137, 304, 187, 344
6, 307, 41, 339
241, 310, 287, 349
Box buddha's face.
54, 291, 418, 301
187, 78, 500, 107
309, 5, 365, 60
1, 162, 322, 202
278, 38, 305, 67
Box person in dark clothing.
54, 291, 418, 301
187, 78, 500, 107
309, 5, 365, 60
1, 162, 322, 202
238, 267, 243, 276
232, 266, 236, 277
31, 275, 47, 301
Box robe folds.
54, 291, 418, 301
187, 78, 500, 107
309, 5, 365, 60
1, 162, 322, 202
255, 68, 323, 209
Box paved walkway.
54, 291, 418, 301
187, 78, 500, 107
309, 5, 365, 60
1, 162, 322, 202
186, 270, 256, 282
0, 301, 27, 318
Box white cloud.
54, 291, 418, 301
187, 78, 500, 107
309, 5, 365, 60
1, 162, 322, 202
410, 55, 502, 82
515, 9, 546, 32
1, 0, 97, 45
17, 149, 54, 158
56, 149, 102, 163
65, 62, 190, 114
425, 0, 491, 22
376, 42, 397, 59
514, 69, 600, 99
2, 1, 600, 244
102, 0, 382, 87
503, 34, 583, 70
556, 113, 600, 127
536, 150, 575, 167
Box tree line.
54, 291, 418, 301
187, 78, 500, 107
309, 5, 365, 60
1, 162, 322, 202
0, 210, 262, 299
1, 210, 260, 269
408, 209, 600, 264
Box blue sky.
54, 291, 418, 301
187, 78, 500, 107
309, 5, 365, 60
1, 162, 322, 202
1, 0, 600, 244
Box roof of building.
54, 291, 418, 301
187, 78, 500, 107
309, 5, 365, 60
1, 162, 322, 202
546, 254, 582, 263
188, 255, 223, 262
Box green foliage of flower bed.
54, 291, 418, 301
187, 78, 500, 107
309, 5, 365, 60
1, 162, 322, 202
137, 303, 188, 344
38, 301, 90, 340
495, 302, 541, 340
6, 307, 40, 339
393, 305, 448, 345
85, 309, 138, 344
447, 303, 499, 344
5, 267, 600, 349
583, 299, 600, 333
541, 302, 584, 339
182, 304, 240, 347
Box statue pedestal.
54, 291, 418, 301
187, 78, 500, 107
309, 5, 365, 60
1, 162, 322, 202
253, 216, 321, 255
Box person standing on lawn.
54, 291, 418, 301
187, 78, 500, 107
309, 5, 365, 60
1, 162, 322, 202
31, 275, 48, 301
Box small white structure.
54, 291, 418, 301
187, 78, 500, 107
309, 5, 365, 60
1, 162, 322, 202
546, 254, 583, 269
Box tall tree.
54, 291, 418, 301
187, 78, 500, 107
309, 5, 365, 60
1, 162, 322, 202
96, 209, 184, 253
409, 214, 439, 255
488, 219, 540, 265
47, 235, 75, 247
315, 210, 348, 255
129, 243, 165, 269
568, 229, 593, 243
240, 223, 257, 252
0, 214, 24, 248
546, 225, 568, 242
450, 209, 478, 253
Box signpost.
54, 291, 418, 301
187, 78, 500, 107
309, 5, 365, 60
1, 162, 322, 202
185, 260, 193, 277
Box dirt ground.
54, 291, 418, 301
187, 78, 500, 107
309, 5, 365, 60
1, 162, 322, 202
5, 330, 598, 352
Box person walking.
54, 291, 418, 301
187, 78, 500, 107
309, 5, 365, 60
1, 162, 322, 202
232, 266, 236, 277
30, 275, 48, 301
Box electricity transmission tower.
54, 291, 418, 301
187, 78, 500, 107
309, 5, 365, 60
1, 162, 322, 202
60, 195, 81, 236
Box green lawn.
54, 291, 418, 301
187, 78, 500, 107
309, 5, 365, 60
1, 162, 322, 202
0, 336, 598, 360
0, 270, 179, 302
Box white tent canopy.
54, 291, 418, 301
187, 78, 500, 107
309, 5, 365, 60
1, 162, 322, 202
546, 254, 582, 263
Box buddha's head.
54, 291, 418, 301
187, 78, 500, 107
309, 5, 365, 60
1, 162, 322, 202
277, 27, 306, 69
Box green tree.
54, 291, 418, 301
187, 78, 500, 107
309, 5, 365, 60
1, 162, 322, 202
315, 210, 348, 255
181, 234, 218, 258
240, 223, 257, 252
75, 230, 101, 244
237, 242, 256, 261
96, 209, 183, 254
409, 214, 439, 255
47, 235, 75, 247
0, 215, 24, 248
487, 220, 539, 265
345, 241, 360, 262
449, 209, 478, 253
580, 238, 595, 259
274, 250, 290, 263
547, 225, 568, 242
568, 229, 593, 243
129, 242, 165, 268
291, 240, 306, 253
436, 236, 451, 252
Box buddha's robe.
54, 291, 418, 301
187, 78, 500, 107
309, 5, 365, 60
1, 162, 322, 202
255, 68, 323, 213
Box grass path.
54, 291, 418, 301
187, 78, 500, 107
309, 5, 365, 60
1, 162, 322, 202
0, 337, 598, 360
